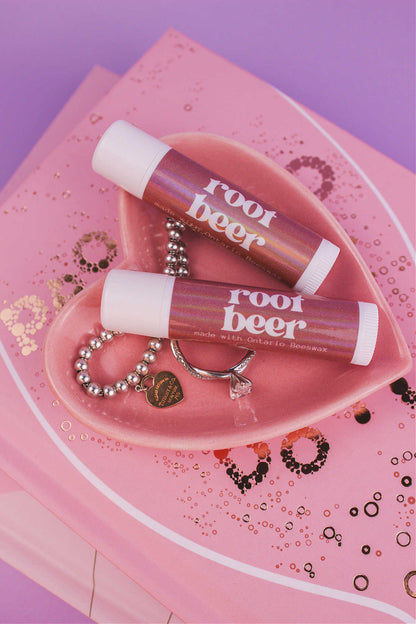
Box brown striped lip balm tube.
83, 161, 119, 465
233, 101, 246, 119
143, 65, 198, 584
92, 121, 340, 294
101, 270, 379, 366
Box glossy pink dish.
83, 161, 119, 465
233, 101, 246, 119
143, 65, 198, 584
43, 133, 411, 449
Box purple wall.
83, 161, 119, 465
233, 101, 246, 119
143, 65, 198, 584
0, 1, 414, 622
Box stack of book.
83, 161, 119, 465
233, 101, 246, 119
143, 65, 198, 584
0, 30, 414, 623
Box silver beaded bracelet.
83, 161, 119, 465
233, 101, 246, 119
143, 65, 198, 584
74, 218, 255, 405
74, 332, 163, 398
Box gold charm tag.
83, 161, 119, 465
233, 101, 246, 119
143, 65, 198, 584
136, 371, 184, 408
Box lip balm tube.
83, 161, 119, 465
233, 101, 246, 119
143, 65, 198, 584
101, 269, 379, 366
92, 120, 340, 294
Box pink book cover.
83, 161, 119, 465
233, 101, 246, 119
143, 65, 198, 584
1, 29, 415, 623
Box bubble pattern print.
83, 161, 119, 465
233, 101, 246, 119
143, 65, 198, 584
0, 31, 414, 623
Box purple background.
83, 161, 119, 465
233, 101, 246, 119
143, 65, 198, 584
0, 1, 414, 622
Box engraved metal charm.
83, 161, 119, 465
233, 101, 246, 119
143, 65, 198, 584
136, 371, 184, 408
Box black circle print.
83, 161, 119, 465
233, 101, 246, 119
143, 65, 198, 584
63, 273, 84, 295
214, 443, 271, 494
364, 501, 379, 517
354, 574, 369, 592
354, 407, 371, 424
286, 156, 335, 201
280, 427, 329, 475
323, 526, 336, 540
73, 231, 117, 273
390, 377, 415, 409
390, 378, 409, 395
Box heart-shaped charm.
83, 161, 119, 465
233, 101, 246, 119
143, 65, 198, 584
139, 371, 184, 408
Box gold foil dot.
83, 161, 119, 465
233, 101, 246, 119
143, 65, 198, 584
242, 514, 251, 523
12, 323, 25, 336
61, 421, 71, 431
193, 463, 200, 470
54, 172, 61, 178
89, 113, 103, 124
68, 434, 75, 441
1, 295, 48, 356
0, 309, 12, 322
194, 517, 200, 524
200, 471, 206, 478
62, 190, 71, 199
260, 502, 268, 511
80, 433, 89, 441
52, 400, 60, 407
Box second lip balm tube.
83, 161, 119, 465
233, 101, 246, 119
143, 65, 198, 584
92, 121, 340, 294
101, 270, 379, 366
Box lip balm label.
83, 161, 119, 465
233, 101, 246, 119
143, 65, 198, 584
169, 278, 360, 361
144, 149, 322, 286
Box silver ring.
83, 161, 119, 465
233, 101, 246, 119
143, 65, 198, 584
170, 340, 255, 400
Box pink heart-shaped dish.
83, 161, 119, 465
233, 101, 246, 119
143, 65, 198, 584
43, 133, 411, 449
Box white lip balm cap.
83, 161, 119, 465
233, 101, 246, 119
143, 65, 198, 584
350, 301, 379, 366
294, 238, 340, 294
101, 269, 175, 338
92, 121, 171, 199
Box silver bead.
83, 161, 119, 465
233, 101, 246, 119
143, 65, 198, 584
178, 243, 186, 254
100, 330, 114, 342
135, 361, 149, 376
74, 358, 89, 372
79, 347, 91, 360
178, 253, 188, 265
165, 219, 176, 230
114, 379, 128, 393
165, 253, 177, 266
87, 382, 102, 396
148, 338, 162, 351
167, 241, 179, 253
174, 220, 185, 231
177, 266, 189, 277
76, 371, 91, 385
89, 336, 103, 350
168, 229, 181, 241
142, 349, 157, 364
126, 371, 139, 386
163, 266, 176, 276
103, 384, 116, 398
